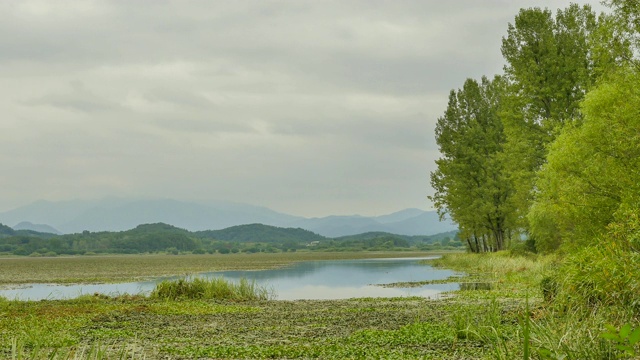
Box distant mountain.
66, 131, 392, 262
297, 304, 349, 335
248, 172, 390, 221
374, 208, 425, 224
381, 211, 456, 236
0, 198, 457, 236
13, 221, 61, 235
288, 210, 456, 237
289, 215, 381, 238
0, 199, 124, 228
0, 198, 301, 234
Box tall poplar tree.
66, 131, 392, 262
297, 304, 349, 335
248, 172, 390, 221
499, 4, 630, 235
430, 77, 513, 252
606, 0, 640, 52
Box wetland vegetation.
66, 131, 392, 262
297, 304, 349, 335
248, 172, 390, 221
2, 251, 638, 359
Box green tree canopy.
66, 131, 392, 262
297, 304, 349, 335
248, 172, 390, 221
430, 76, 514, 252
529, 68, 640, 252
606, 0, 640, 56
499, 4, 631, 232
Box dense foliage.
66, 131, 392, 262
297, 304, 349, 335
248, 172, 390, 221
430, 2, 640, 351
430, 76, 513, 252
529, 69, 640, 252
431, 2, 638, 255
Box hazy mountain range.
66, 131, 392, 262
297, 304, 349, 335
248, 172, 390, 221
0, 198, 457, 237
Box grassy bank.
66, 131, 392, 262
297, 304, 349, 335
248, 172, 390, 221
427, 252, 640, 359
3, 251, 636, 359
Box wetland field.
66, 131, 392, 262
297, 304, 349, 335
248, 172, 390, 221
0, 251, 443, 285
0, 251, 631, 359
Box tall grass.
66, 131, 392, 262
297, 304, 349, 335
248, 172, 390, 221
9, 338, 142, 360
429, 251, 640, 359
427, 251, 556, 292
528, 244, 640, 359
551, 245, 640, 315
150, 277, 274, 301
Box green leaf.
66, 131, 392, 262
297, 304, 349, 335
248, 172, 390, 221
620, 323, 632, 338
605, 324, 619, 333
601, 333, 620, 341
628, 327, 640, 345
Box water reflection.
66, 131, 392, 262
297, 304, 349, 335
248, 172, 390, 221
0, 256, 459, 301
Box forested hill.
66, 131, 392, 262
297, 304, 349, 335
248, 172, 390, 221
195, 224, 324, 243
0, 223, 14, 237
0, 223, 58, 239
0, 222, 460, 256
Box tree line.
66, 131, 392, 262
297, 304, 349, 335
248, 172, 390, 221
430, 1, 640, 254
0, 222, 461, 256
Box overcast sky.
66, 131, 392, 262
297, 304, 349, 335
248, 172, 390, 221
0, 0, 605, 217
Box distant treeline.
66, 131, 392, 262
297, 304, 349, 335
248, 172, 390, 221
0, 222, 461, 256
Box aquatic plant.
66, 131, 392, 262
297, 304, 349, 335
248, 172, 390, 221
149, 277, 274, 301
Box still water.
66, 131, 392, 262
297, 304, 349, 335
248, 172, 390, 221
0, 256, 459, 301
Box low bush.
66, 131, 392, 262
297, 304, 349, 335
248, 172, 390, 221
552, 245, 640, 314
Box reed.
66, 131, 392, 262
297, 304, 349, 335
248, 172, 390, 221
9, 338, 142, 360
150, 277, 274, 301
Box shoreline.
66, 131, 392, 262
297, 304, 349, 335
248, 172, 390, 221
1, 252, 554, 359
0, 250, 456, 285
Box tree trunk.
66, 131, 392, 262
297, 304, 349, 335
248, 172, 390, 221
466, 237, 476, 253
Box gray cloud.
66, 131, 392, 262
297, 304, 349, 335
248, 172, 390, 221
24, 81, 121, 112
0, 0, 604, 216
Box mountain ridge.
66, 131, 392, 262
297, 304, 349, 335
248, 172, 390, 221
12, 221, 61, 235
0, 198, 457, 237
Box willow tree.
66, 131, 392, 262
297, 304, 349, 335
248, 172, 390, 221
430, 76, 514, 252
529, 0, 640, 252
499, 4, 631, 234
529, 68, 640, 252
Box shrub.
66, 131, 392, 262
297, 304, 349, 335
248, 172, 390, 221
553, 244, 640, 313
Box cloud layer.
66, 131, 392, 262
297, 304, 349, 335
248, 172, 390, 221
0, 0, 603, 216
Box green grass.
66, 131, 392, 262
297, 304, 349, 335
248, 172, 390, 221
1, 296, 488, 359
428, 252, 640, 359
150, 277, 274, 301
8, 338, 143, 360
3, 250, 637, 359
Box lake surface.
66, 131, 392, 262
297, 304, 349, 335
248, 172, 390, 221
0, 256, 459, 301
